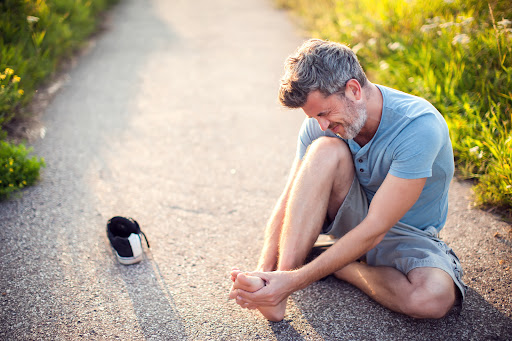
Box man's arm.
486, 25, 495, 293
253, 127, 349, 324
295, 174, 427, 287
256, 157, 302, 272
236, 174, 427, 306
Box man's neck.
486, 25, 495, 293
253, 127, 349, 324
353, 82, 383, 147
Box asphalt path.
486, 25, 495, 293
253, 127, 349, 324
1, 0, 511, 340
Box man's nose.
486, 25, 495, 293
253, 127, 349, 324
317, 117, 330, 131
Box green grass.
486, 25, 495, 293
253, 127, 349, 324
0, 0, 119, 199
276, 0, 512, 215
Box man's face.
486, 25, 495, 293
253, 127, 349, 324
302, 90, 367, 140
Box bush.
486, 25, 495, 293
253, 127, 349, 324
276, 0, 512, 214
0, 0, 118, 199
0, 0, 119, 128
0, 67, 25, 127
0, 141, 45, 199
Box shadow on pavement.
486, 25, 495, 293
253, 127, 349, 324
114, 256, 187, 340
289, 278, 512, 340
0, 0, 187, 338
270, 320, 306, 341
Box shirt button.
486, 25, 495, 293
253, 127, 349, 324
359, 168, 364, 172
358, 159, 363, 163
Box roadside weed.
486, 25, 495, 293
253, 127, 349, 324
0, 68, 24, 127
0, 0, 118, 199
0, 141, 45, 199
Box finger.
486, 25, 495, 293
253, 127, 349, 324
236, 295, 248, 308
244, 271, 270, 284
228, 287, 238, 300
236, 286, 269, 302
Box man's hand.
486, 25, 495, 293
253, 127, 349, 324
230, 270, 298, 309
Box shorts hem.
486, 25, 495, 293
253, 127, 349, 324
403, 262, 467, 302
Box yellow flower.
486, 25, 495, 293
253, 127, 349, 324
0, 180, 2, 183
9, 184, 13, 187
22, 180, 27, 185
4, 68, 14, 75
0, 74, 5, 80
18, 89, 24, 96
9, 168, 13, 172
1, 85, 4, 89
12, 76, 20, 83
9, 159, 13, 166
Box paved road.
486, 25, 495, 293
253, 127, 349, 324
1, 0, 511, 340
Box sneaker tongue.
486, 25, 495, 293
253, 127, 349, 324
127, 233, 143, 258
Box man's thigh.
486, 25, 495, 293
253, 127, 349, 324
322, 175, 368, 237
322, 167, 467, 303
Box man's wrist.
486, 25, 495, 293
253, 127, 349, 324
291, 266, 320, 291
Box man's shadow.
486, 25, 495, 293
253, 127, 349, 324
270, 246, 512, 340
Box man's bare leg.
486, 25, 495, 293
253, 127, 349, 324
334, 262, 457, 318
276, 137, 354, 269
249, 138, 355, 321
230, 138, 354, 321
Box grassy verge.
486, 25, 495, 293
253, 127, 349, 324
0, 0, 119, 199
277, 0, 512, 216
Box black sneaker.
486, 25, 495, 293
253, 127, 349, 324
107, 216, 150, 265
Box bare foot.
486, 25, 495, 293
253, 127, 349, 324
233, 272, 287, 322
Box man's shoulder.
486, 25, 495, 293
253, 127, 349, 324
378, 85, 441, 120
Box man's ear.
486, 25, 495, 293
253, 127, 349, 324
344, 79, 362, 101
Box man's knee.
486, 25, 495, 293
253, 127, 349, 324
402, 274, 457, 319
305, 137, 353, 167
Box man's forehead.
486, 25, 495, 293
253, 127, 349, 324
302, 90, 330, 114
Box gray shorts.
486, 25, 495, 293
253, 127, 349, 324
322, 176, 468, 301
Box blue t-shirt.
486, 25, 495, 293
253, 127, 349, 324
296, 85, 454, 231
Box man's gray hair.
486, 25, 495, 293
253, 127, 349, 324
279, 39, 368, 108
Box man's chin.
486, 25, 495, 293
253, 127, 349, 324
336, 131, 357, 140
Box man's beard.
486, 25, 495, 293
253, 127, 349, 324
336, 102, 367, 140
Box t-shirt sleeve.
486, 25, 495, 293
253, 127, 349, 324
296, 117, 334, 159
389, 114, 445, 179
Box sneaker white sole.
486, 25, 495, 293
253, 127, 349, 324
116, 252, 143, 265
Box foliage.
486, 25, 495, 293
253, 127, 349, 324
0, 141, 45, 199
0, 67, 25, 127
0, 0, 119, 128
276, 0, 512, 214
0, 0, 118, 199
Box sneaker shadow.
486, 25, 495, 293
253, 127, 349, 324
114, 255, 187, 340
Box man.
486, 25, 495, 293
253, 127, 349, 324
229, 39, 466, 322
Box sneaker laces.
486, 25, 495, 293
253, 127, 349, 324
140, 230, 150, 248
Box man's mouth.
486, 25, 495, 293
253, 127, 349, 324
330, 124, 340, 134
